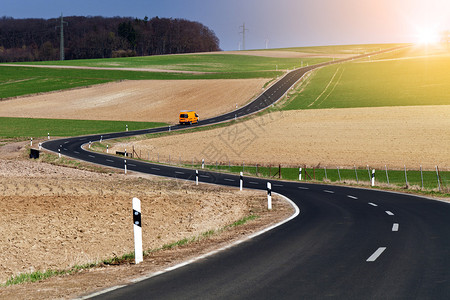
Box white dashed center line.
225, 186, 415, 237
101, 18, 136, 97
324, 190, 334, 194
199, 175, 209, 178
298, 187, 309, 190
175, 171, 184, 175
151, 167, 160, 171
368, 202, 378, 207
385, 211, 394, 216
106, 159, 114, 163
224, 178, 235, 182
249, 182, 259, 185
347, 195, 358, 199
128, 164, 136, 167
366, 247, 387, 262
392, 223, 399, 232
88, 155, 95, 158
273, 184, 284, 187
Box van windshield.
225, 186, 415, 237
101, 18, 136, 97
180, 114, 188, 118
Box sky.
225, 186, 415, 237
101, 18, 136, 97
2, 0, 449, 50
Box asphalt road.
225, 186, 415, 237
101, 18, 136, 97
42, 46, 450, 299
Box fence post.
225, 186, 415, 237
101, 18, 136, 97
267, 182, 272, 210
354, 166, 358, 183
404, 165, 408, 187
299, 167, 302, 181
385, 165, 389, 185
240, 172, 243, 191
420, 165, 424, 190
132, 197, 143, 264
371, 169, 375, 187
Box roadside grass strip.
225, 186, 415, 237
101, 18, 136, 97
0, 117, 166, 138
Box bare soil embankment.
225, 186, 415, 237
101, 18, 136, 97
110, 106, 450, 170
0, 144, 292, 299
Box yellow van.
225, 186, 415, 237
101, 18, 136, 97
179, 110, 199, 125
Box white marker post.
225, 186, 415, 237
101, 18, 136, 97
299, 168, 302, 181
89, 141, 91, 149
48, 132, 50, 140
30, 137, 33, 147
196, 170, 199, 185
58, 148, 61, 158
107, 145, 109, 154
267, 182, 272, 210
240, 172, 243, 191
169, 126, 171, 132
371, 169, 375, 187
126, 124, 128, 132
124, 160, 127, 174
202, 159, 205, 169
38, 143, 42, 150
100, 136, 103, 143
132, 197, 143, 264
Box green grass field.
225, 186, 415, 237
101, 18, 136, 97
11, 54, 328, 73
269, 43, 408, 55
0, 117, 166, 138
282, 50, 450, 110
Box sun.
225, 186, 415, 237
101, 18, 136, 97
415, 28, 440, 45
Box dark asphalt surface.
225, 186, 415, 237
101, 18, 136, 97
42, 46, 450, 299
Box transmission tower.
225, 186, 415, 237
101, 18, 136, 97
56, 13, 68, 60
239, 23, 249, 50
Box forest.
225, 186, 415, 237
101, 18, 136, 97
0, 15, 221, 62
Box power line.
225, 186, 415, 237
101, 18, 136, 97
239, 23, 248, 50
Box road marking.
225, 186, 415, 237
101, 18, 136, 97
366, 247, 387, 262
298, 187, 309, 190
392, 223, 399, 232
273, 184, 284, 187
224, 178, 235, 182
79, 138, 86, 141
175, 171, 185, 175
199, 175, 209, 178
106, 159, 114, 163
74, 151, 80, 154
128, 164, 136, 167
64, 141, 70, 144
347, 195, 358, 199
368, 202, 378, 207
63, 148, 68, 151
88, 155, 95, 158
385, 211, 394, 216
151, 167, 160, 171
324, 190, 334, 194
249, 181, 259, 184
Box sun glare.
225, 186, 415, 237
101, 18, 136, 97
415, 28, 441, 45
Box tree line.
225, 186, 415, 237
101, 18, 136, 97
0, 15, 221, 62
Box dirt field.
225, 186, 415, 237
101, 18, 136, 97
110, 106, 450, 170
0, 142, 292, 299
0, 79, 267, 123
222, 50, 353, 58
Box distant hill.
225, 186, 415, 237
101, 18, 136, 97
0, 16, 221, 62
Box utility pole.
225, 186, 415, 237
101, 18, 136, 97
239, 23, 249, 50
56, 13, 68, 60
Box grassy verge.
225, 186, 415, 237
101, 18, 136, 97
0, 117, 166, 138
2, 214, 258, 286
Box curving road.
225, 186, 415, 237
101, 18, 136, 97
42, 47, 450, 299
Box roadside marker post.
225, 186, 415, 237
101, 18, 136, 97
299, 168, 302, 181
30, 137, 33, 147
100, 136, 103, 143
196, 170, 199, 185
124, 160, 127, 174
89, 141, 91, 149
126, 125, 128, 132
132, 197, 143, 264
324, 167, 328, 180
38, 143, 42, 150
267, 182, 272, 210
48, 133, 50, 140
106, 145, 109, 154
202, 159, 205, 169
404, 165, 408, 187
371, 169, 375, 187
240, 172, 243, 191
58, 148, 61, 158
